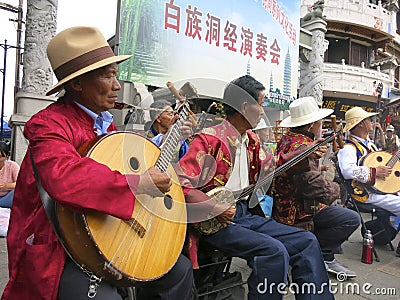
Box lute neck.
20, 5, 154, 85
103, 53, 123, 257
239, 133, 336, 199
386, 148, 400, 168
155, 103, 190, 172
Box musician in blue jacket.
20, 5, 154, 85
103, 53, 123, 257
147, 99, 190, 161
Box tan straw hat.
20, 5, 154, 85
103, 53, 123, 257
280, 96, 333, 128
343, 107, 378, 132
46, 26, 132, 95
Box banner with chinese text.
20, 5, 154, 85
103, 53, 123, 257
118, 0, 300, 108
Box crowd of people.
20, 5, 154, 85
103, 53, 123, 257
1, 26, 399, 300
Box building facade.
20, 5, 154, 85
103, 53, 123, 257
301, 0, 400, 131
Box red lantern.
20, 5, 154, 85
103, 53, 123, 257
386, 115, 392, 124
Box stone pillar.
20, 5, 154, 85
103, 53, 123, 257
299, 18, 328, 106
10, 0, 58, 164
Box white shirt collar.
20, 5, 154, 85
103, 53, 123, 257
350, 134, 372, 149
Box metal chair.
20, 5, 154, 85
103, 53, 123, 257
345, 195, 400, 262
118, 287, 136, 300
194, 240, 247, 299
335, 158, 400, 262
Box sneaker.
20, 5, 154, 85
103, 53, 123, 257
396, 242, 400, 257
324, 260, 357, 278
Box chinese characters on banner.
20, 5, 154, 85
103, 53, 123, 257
118, 0, 300, 106
165, 1, 290, 64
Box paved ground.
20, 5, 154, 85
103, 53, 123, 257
0, 215, 399, 299
0, 237, 6, 295
230, 218, 400, 300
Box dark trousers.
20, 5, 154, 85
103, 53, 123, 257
203, 202, 333, 300
58, 254, 193, 300
313, 206, 361, 261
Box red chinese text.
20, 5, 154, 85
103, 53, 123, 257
256, 33, 268, 61
205, 13, 221, 46
270, 38, 280, 64
262, 0, 297, 45
185, 5, 202, 40
164, 0, 181, 33
240, 27, 254, 57
223, 21, 238, 52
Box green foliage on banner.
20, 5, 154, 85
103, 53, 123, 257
118, 0, 168, 84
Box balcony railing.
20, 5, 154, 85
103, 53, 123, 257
301, 0, 394, 35
322, 60, 393, 97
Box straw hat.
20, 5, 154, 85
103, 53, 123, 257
386, 125, 395, 132
253, 118, 270, 131
46, 26, 132, 95
279, 97, 333, 128
343, 107, 378, 132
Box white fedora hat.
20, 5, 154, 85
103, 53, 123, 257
46, 26, 132, 95
253, 118, 270, 131
343, 107, 378, 132
280, 97, 333, 128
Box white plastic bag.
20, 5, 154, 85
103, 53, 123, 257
0, 207, 11, 237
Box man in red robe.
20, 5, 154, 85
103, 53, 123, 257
2, 27, 193, 300
176, 75, 333, 300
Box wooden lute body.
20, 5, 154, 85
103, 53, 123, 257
56, 103, 190, 286
359, 149, 400, 194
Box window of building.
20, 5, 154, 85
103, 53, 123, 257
350, 42, 368, 67
325, 38, 349, 64
397, 11, 400, 35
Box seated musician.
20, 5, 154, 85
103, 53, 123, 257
337, 107, 400, 257
337, 106, 400, 216
271, 97, 360, 278
2, 26, 193, 300
147, 99, 190, 161
176, 75, 333, 299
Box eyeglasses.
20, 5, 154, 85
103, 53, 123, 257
161, 110, 177, 116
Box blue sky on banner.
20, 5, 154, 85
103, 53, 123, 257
0, 0, 119, 119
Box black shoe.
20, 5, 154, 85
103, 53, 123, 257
396, 242, 400, 257
324, 260, 357, 278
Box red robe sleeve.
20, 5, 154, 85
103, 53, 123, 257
25, 110, 137, 220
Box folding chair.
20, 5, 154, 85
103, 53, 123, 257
118, 287, 136, 300
345, 195, 400, 262
194, 240, 247, 299
334, 158, 400, 262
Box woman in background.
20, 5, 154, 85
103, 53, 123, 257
0, 141, 19, 208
